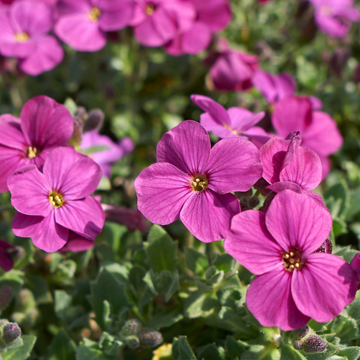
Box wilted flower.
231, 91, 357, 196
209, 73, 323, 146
191, 94, 269, 148
0, 1, 63, 76
309, 0, 360, 38
224, 190, 357, 330
130, 0, 195, 47
135, 121, 262, 242
55, 0, 135, 51
0, 96, 74, 193
0, 239, 14, 272
8, 147, 104, 253
272, 95, 343, 179
206, 38, 258, 92
165, 0, 231, 55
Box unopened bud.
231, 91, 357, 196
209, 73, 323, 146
0, 286, 13, 312
295, 325, 310, 339
120, 319, 142, 337
303, 334, 326, 353
248, 197, 260, 208
9, 247, 25, 263
83, 109, 104, 132
71, 116, 83, 145
74, 107, 88, 121
125, 335, 140, 349
2, 322, 21, 344
138, 329, 163, 348
315, 238, 333, 254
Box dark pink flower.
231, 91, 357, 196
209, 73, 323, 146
80, 130, 134, 178
309, 0, 360, 38
350, 253, 360, 282
0, 239, 14, 271
134, 120, 262, 242
0, 96, 74, 193
8, 147, 104, 253
206, 38, 258, 92
130, 0, 195, 48
272, 96, 343, 179
0, 1, 63, 75
260, 132, 323, 197
191, 94, 269, 148
165, 0, 231, 55
55, 0, 134, 51
224, 190, 357, 330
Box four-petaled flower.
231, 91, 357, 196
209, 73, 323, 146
134, 120, 263, 242
224, 190, 357, 330
8, 147, 105, 253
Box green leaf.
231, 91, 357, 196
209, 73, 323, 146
54, 290, 72, 321
2, 335, 36, 360
324, 182, 349, 220
197, 344, 222, 360
333, 218, 348, 237
76, 346, 112, 360
334, 247, 358, 263
145, 225, 177, 273
346, 291, 360, 320
280, 345, 306, 360
241, 344, 280, 360
336, 347, 360, 360
165, 270, 179, 302
331, 316, 358, 341
225, 336, 249, 359
25, 274, 52, 305
213, 254, 234, 274
48, 330, 76, 360
346, 188, 360, 221
147, 306, 183, 329
172, 336, 196, 360
83, 146, 110, 155
185, 248, 209, 276
183, 291, 217, 319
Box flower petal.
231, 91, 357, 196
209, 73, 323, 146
180, 22, 212, 54
0, 115, 26, 151
224, 210, 283, 275
59, 232, 94, 253
246, 268, 310, 331
8, 165, 52, 216
180, 190, 240, 242
13, 212, 69, 253
266, 190, 333, 254
98, 0, 134, 31
55, 196, 104, 239
156, 120, 211, 175
292, 253, 357, 323
20, 95, 74, 150
206, 137, 262, 193
227, 107, 265, 132
134, 162, 192, 225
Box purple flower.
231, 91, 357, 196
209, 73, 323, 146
350, 253, 360, 282
0, 96, 74, 193
55, 0, 134, 52
165, 0, 231, 55
224, 190, 357, 330
309, 0, 360, 38
0, 1, 63, 76
8, 146, 105, 253
260, 132, 323, 198
206, 38, 259, 92
80, 130, 134, 178
134, 120, 262, 242
0, 239, 14, 271
130, 0, 195, 48
191, 94, 270, 148
272, 95, 343, 179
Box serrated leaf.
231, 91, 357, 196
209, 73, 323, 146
308, 319, 331, 332
185, 248, 209, 276
346, 291, 360, 320
145, 225, 177, 273
2, 335, 36, 360
48, 330, 76, 360
172, 336, 196, 360
336, 347, 360, 360
280, 345, 306, 360
331, 316, 358, 341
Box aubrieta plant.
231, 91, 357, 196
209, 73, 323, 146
1, 0, 360, 359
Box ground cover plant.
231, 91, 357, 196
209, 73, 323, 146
1, 0, 360, 359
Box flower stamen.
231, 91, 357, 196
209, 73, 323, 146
282, 248, 304, 272
145, 3, 155, 15
190, 174, 208, 192
89, 7, 101, 21
223, 124, 238, 135
27, 146, 37, 159
15, 33, 29, 42
49, 191, 64, 208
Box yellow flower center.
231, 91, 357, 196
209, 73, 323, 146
190, 174, 208, 192
15, 33, 29, 42
27, 146, 37, 159
282, 248, 304, 272
89, 7, 101, 21
49, 192, 64, 208
224, 124, 238, 135
145, 3, 155, 16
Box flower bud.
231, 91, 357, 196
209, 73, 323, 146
295, 325, 310, 339
74, 107, 88, 122
0, 286, 13, 312
303, 334, 326, 353
293, 340, 303, 350
125, 335, 140, 349
248, 197, 260, 208
315, 238, 333, 254
71, 116, 83, 145
138, 329, 163, 348
120, 319, 142, 337
83, 109, 104, 132
2, 322, 21, 344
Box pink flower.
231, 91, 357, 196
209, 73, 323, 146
191, 94, 270, 148
350, 253, 360, 282
309, 0, 360, 38
0, 96, 74, 193
55, 0, 135, 52
130, 0, 195, 47
0, 1, 63, 76
260, 132, 323, 197
206, 38, 258, 92
134, 120, 262, 242
8, 147, 104, 253
224, 190, 357, 330
0, 239, 14, 271
165, 0, 231, 55
80, 130, 134, 178
272, 95, 343, 179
